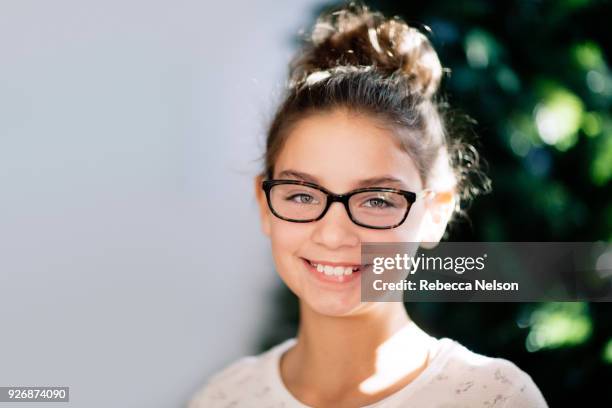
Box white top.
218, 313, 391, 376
189, 336, 548, 407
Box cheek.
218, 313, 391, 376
269, 219, 307, 251
374, 201, 427, 242
269, 220, 309, 287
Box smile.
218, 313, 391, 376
301, 258, 366, 284
309, 260, 360, 276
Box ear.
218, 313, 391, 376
419, 190, 456, 249
254, 175, 271, 237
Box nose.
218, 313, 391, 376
310, 201, 360, 249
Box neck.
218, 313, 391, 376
284, 301, 433, 396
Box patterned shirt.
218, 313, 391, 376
189, 336, 548, 407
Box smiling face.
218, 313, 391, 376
256, 108, 436, 317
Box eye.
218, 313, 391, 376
354, 191, 404, 210
363, 197, 394, 208
286, 193, 319, 205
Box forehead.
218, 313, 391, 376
274, 109, 422, 192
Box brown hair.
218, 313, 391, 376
260, 1, 491, 222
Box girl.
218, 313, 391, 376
190, 3, 548, 407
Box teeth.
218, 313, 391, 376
310, 261, 358, 276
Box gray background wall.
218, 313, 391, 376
0, 1, 318, 406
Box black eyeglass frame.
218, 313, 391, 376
261, 179, 430, 230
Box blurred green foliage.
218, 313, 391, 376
260, 0, 611, 405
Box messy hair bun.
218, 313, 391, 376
290, 3, 443, 99
262, 1, 490, 225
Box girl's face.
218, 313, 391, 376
256, 109, 437, 317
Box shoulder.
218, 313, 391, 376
187, 339, 295, 408
427, 338, 548, 407
187, 356, 257, 408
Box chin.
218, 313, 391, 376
304, 295, 363, 317
275, 257, 366, 317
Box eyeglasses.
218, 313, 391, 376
261, 179, 432, 230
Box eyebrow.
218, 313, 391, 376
276, 170, 410, 190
